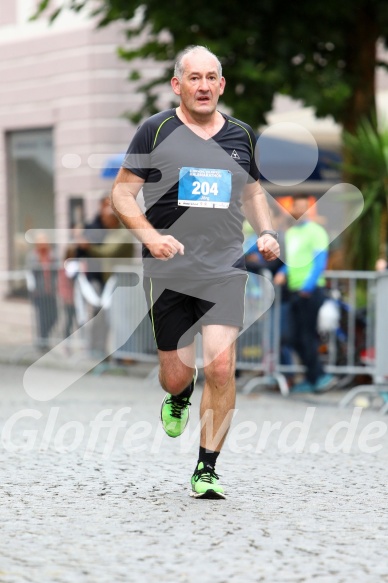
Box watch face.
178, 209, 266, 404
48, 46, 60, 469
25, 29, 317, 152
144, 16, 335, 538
261, 230, 278, 241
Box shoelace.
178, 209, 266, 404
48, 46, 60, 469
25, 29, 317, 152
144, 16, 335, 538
193, 466, 219, 484
165, 396, 191, 418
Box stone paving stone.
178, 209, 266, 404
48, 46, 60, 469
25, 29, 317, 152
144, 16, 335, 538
0, 365, 387, 582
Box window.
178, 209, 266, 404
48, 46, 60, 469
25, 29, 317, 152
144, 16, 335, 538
7, 129, 54, 285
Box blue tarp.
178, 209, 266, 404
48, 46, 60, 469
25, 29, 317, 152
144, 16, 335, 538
100, 153, 126, 178
258, 135, 340, 183
100, 136, 341, 181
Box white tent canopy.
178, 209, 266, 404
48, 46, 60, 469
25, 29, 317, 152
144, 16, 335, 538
264, 89, 388, 152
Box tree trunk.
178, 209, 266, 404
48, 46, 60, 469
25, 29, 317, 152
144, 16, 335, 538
342, 4, 378, 136
340, 5, 379, 270
379, 203, 387, 259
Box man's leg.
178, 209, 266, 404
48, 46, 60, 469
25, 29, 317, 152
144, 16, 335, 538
159, 343, 197, 438
290, 292, 324, 387
200, 324, 238, 451
298, 294, 324, 384
142, 276, 199, 437
158, 344, 196, 396
190, 324, 238, 499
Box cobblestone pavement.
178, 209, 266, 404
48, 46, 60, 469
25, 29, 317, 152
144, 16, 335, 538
0, 364, 388, 583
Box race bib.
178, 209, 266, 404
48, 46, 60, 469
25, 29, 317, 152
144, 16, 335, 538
178, 167, 232, 209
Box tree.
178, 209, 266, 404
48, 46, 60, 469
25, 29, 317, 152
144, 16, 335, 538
34, 1, 388, 271
34, 0, 388, 132
341, 119, 388, 270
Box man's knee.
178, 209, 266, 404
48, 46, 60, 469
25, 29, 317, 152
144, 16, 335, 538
159, 368, 194, 395
204, 357, 234, 389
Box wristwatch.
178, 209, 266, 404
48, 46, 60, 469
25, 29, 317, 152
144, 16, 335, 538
260, 229, 279, 242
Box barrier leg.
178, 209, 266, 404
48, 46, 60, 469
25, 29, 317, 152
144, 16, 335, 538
241, 375, 273, 395
272, 372, 290, 397
241, 373, 289, 397
339, 385, 387, 408
379, 400, 388, 415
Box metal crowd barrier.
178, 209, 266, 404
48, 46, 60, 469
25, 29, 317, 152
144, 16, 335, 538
237, 269, 383, 404
109, 266, 276, 369
0, 267, 87, 363
0, 270, 34, 359
18, 262, 149, 365
109, 264, 157, 364
272, 270, 376, 377
24, 263, 87, 357
6, 262, 388, 413
108, 266, 286, 392
270, 269, 388, 413
337, 271, 388, 413
235, 270, 290, 396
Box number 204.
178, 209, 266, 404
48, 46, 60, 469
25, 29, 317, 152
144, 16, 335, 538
192, 181, 218, 196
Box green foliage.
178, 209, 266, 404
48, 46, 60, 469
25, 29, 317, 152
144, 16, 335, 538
30, 0, 388, 270
32, 0, 388, 129
342, 119, 388, 269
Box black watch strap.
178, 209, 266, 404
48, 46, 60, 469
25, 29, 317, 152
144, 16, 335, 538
260, 229, 279, 242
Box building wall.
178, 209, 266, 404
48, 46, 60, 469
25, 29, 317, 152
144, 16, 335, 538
0, 0, 160, 283
3, 2, 387, 285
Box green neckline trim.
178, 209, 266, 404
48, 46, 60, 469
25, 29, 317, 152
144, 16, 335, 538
152, 116, 175, 150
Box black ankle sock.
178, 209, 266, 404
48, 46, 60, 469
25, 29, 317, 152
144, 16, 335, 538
177, 379, 194, 399
198, 446, 220, 469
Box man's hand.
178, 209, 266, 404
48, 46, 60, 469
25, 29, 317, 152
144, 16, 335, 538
257, 234, 280, 262
146, 235, 185, 261
273, 271, 286, 286
376, 258, 387, 272
74, 236, 90, 250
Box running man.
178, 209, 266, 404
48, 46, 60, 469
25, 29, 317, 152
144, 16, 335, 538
112, 45, 279, 498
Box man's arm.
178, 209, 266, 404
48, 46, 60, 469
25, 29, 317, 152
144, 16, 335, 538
242, 180, 280, 262
86, 229, 134, 259
111, 167, 184, 261
300, 250, 328, 294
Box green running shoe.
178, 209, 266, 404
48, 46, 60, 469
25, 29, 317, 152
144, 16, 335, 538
190, 462, 226, 499
160, 367, 197, 438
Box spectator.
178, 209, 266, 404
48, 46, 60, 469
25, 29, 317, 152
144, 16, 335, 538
57, 244, 77, 345
26, 231, 58, 350
75, 195, 135, 358
244, 209, 294, 380
75, 195, 121, 284
274, 194, 335, 393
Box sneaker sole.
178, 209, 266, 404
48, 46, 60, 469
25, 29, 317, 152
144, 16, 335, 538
190, 489, 226, 500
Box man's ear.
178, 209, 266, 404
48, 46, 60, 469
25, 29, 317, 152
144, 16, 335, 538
171, 77, 181, 96
219, 76, 226, 96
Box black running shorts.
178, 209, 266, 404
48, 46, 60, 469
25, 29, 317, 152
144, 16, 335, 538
143, 274, 248, 351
